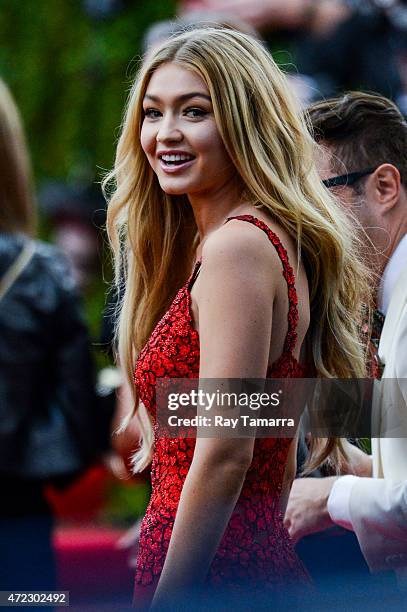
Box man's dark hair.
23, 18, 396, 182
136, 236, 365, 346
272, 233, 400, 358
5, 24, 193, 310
307, 92, 407, 188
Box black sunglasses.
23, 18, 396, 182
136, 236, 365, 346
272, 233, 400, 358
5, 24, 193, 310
322, 167, 376, 189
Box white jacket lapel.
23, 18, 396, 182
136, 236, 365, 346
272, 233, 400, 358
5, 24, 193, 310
379, 263, 407, 364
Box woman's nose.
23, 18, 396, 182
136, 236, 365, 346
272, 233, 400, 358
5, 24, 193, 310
156, 114, 183, 143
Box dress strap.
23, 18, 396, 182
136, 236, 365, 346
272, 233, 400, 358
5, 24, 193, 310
187, 259, 202, 291
225, 214, 299, 355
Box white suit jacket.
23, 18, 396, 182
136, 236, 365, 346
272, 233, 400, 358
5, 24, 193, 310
349, 478, 407, 575
372, 261, 407, 480
350, 261, 407, 575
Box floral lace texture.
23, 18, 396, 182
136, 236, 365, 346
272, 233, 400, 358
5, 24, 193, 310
134, 215, 309, 599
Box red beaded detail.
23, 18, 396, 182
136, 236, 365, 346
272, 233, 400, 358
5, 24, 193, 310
133, 215, 310, 604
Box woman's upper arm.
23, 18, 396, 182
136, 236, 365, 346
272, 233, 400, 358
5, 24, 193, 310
197, 223, 277, 380
191, 224, 278, 470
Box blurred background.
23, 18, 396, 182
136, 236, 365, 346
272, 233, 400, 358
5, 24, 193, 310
0, 0, 406, 609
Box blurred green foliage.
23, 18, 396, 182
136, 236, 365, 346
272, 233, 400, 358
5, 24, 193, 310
0, 0, 176, 183
103, 479, 150, 525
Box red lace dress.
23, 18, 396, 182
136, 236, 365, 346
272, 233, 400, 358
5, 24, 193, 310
133, 215, 310, 606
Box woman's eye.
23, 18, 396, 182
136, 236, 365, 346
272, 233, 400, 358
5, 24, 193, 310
184, 108, 207, 118
144, 108, 161, 119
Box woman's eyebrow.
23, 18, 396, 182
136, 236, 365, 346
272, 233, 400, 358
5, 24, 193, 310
143, 92, 211, 103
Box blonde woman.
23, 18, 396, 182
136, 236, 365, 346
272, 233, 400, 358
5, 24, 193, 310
105, 28, 369, 608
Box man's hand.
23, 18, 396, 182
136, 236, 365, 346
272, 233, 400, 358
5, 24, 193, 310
341, 440, 372, 477
284, 476, 338, 544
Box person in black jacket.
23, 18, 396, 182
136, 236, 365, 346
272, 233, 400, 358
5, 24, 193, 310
0, 78, 101, 591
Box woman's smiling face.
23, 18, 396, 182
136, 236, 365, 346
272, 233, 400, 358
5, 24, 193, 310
141, 62, 236, 196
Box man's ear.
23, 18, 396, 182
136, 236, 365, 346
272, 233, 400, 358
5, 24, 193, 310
368, 163, 401, 213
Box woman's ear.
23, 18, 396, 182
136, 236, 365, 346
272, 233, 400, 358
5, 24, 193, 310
368, 163, 401, 213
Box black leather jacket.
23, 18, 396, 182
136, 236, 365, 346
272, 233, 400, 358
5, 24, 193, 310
0, 232, 103, 481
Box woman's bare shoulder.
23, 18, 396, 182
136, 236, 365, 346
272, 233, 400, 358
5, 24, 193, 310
201, 216, 281, 279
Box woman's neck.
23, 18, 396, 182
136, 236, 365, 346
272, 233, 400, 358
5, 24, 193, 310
188, 177, 248, 249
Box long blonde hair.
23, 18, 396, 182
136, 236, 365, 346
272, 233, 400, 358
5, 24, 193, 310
104, 28, 370, 471
0, 78, 36, 236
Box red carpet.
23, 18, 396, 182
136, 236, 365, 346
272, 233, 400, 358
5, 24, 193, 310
54, 525, 134, 607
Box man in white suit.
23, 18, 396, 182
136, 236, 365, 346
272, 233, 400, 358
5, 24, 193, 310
285, 92, 407, 579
